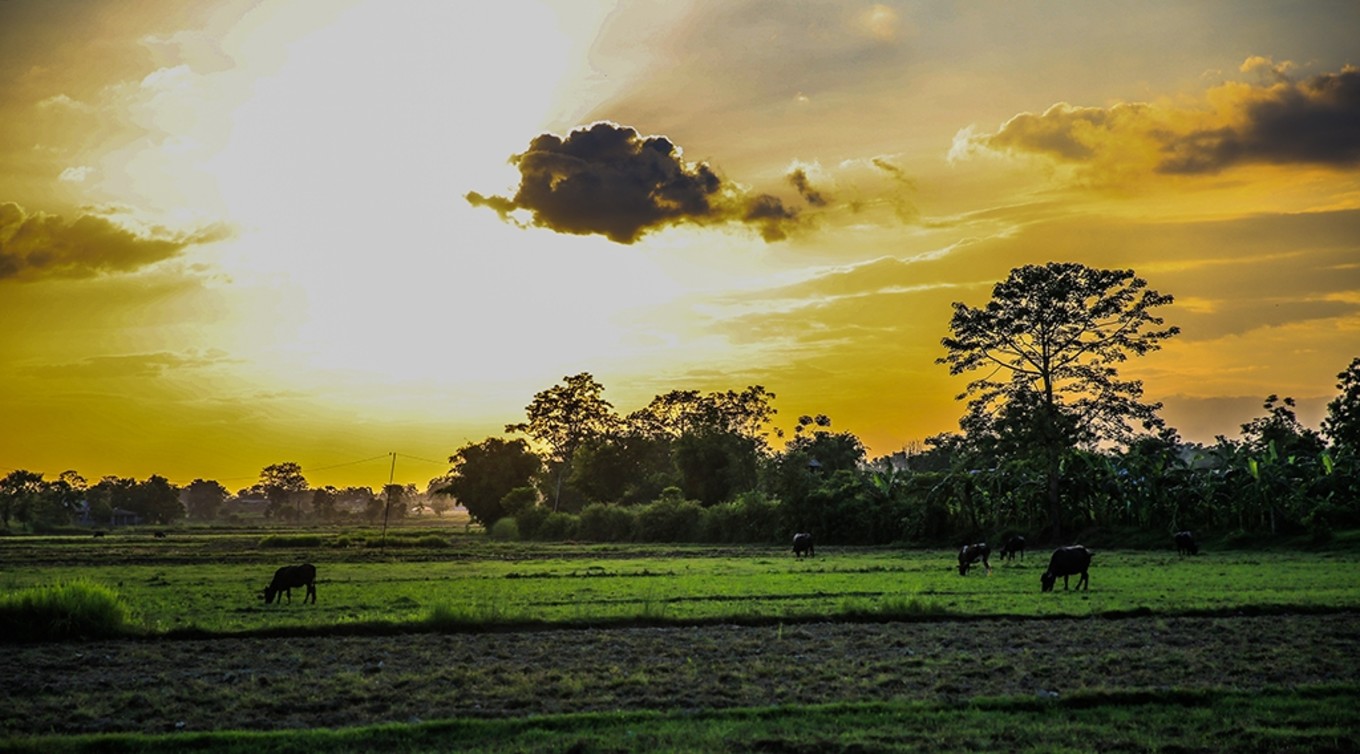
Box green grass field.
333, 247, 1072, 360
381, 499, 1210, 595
2, 531, 1357, 636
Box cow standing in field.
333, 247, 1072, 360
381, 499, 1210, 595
262, 563, 317, 605
958, 543, 991, 575
1174, 531, 1199, 556
792, 532, 815, 558
1040, 546, 1093, 592
998, 535, 1026, 562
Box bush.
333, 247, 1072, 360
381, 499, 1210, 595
701, 492, 779, 543
636, 494, 703, 542
578, 503, 636, 542
514, 506, 550, 540
489, 517, 520, 541
534, 512, 580, 541
0, 580, 130, 642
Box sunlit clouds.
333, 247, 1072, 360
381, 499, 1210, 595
952, 59, 1360, 182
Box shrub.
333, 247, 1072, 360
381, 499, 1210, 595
636, 494, 703, 542
701, 492, 779, 543
489, 517, 520, 541
534, 512, 580, 541
699, 501, 742, 543
514, 506, 550, 540
0, 580, 130, 642
578, 503, 636, 542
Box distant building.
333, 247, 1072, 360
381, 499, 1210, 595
110, 508, 143, 527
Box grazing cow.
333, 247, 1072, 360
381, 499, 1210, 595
92, 531, 106, 538
958, 543, 991, 575
998, 535, 1026, 562
153, 531, 167, 539
792, 532, 815, 558
1040, 546, 1093, 592
1174, 531, 1199, 556
263, 564, 317, 605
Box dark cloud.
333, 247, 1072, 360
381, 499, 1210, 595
466, 121, 799, 244
787, 168, 829, 207
969, 64, 1360, 177
742, 195, 798, 242
0, 202, 230, 282
1158, 67, 1360, 173
870, 158, 919, 223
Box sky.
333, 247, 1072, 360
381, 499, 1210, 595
1, 0, 1357, 491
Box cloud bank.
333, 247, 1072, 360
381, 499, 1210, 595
0, 202, 229, 282
467, 122, 801, 244
956, 60, 1360, 178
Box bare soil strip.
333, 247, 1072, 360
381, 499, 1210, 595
3, 611, 1356, 736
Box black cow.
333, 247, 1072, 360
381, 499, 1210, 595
1174, 531, 1199, 556
958, 543, 991, 575
92, 530, 106, 538
792, 532, 815, 558
153, 531, 167, 539
1040, 546, 1093, 592
263, 564, 317, 605
998, 535, 1026, 562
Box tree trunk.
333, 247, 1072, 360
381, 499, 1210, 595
1046, 449, 1062, 541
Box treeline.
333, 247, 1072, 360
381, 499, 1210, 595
433, 366, 1360, 546
5, 264, 1357, 545
0, 465, 445, 531
440, 264, 1358, 546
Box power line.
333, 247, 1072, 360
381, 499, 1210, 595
4, 450, 451, 488
303, 454, 393, 473
394, 452, 448, 467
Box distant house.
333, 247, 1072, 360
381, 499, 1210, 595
111, 508, 143, 527
76, 501, 143, 527
218, 495, 270, 520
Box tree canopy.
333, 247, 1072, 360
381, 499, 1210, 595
437, 437, 541, 527
939, 262, 1179, 535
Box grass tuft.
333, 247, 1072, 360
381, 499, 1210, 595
0, 580, 131, 642
837, 594, 952, 620
257, 534, 324, 548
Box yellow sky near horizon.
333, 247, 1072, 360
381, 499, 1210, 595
1, 1, 1357, 491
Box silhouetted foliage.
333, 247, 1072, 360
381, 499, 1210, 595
939, 262, 1179, 537
438, 437, 541, 528
183, 479, 228, 521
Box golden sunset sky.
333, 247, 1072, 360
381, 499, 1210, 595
2, 1, 1357, 491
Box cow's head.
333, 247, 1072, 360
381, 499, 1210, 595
1040, 572, 1057, 592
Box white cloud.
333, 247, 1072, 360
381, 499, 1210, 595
59, 166, 94, 183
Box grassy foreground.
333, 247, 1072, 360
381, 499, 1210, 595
3, 684, 1354, 754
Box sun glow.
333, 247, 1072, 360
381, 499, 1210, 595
140, 1, 696, 410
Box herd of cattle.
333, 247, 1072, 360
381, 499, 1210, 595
791, 530, 1201, 594
257, 531, 1201, 605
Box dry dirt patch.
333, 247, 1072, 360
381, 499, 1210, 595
3, 612, 1356, 736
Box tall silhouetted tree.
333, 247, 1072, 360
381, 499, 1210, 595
133, 475, 184, 525
437, 437, 541, 526
258, 462, 309, 520
507, 373, 621, 510
183, 479, 229, 521
939, 262, 1179, 537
